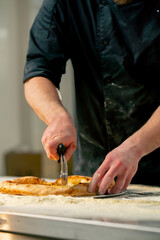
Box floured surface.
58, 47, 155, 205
0, 178, 160, 222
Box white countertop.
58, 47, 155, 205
0, 176, 160, 240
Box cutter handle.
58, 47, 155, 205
57, 143, 66, 156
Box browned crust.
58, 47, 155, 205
0, 175, 115, 197
0, 181, 95, 197
10, 176, 54, 185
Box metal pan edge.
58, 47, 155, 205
93, 190, 127, 199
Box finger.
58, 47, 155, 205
45, 147, 58, 161
97, 157, 111, 176
88, 172, 102, 192
47, 152, 57, 161
46, 140, 60, 161
88, 159, 111, 193
121, 175, 133, 192
98, 168, 117, 195
108, 175, 126, 194
65, 142, 77, 161
47, 139, 77, 161
98, 178, 103, 187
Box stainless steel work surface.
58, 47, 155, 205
0, 212, 160, 240
0, 177, 160, 240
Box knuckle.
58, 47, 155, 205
105, 175, 113, 182
116, 159, 123, 167
94, 171, 101, 178
116, 160, 129, 172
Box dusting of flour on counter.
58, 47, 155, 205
0, 184, 160, 222
0, 176, 160, 222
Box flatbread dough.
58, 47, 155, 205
0, 175, 115, 197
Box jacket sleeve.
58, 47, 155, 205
23, 0, 69, 88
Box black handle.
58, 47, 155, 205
57, 143, 66, 156
57, 144, 66, 164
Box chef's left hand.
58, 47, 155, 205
88, 139, 143, 194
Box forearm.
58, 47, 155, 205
24, 76, 77, 161
24, 77, 67, 125
122, 106, 160, 159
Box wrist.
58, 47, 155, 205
121, 134, 144, 161
47, 104, 72, 126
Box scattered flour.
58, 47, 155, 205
0, 178, 160, 222
0, 189, 160, 221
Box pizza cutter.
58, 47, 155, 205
57, 143, 68, 186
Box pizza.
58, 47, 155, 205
0, 175, 115, 197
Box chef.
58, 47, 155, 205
23, 0, 160, 194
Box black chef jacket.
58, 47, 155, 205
24, 0, 160, 186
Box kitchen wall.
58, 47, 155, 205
0, 0, 75, 177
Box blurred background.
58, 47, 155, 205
0, 0, 75, 178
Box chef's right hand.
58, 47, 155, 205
41, 108, 77, 161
